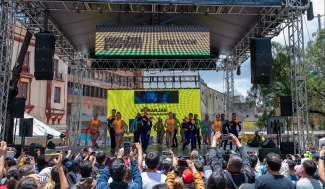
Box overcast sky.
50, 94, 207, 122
144, 1, 325, 99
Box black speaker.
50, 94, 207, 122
247, 139, 254, 147
9, 98, 26, 118
262, 139, 276, 148
34, 32, 55, 80
280, 142, 295, 155
250, 38, 273, 84
19, 118, 33, 137
280, 96, 293, 116
258, 148, 280, 162
47, 141, 57, 149
307, 1, 314, 21
30, 142, 42, 147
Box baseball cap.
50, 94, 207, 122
294, 165, 302, 177
182, 169, 194, 183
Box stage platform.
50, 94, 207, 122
47, 144, 262, 158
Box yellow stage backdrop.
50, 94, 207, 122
107, 89, 201, 137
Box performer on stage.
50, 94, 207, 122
107, 109, 116, 153
220, 113, 229, 150
154, 118, 164, 147
171, 113, 180, 148
225, 113, 241, 150
181, 113, 196, 151
180, 117, 187, 146
211, 114, 222, 149
131, 113, 142, 143
88, 114, 101, 149
200, 114, 211, 146
141, 107, 152, 153
111, 112, 129, 154
165, 112, 175, 150
194, 114, 201, 149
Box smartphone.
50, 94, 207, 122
162, 151, 171, 156
178, 159, 188, 167
83, 148, 88, 152
91, 152, 96, 155
45, 154, 57, 162
65, 151, 68, 154
22, 147, 29, 152
221, 134, 230, 141
124, 142, 131, 156
6, 151, 14, 158
56, 150, 62, 154
247, 151, 253, 155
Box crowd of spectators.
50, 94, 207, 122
0, 132, 324, 189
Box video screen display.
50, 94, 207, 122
134, 90, 179, 104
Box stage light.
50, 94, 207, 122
60, 133, 66, 139
73, 3, 78, 10
237, 66, 241, 76
205, 6, 211, 16
97, 4, 102, 14
77, 9, 80, 14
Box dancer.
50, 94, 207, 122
211, 114, 222, 149
111, 112, 129, 154
87, 114, 101, 149
200, 114, 211, 147
220, 113, 229, 150
181, 113, 196, 151
193, 114, 201, 149
107, 109, 116, 152
153, 118, 164, 147
171, 113, 180, 148
225, 113, 241, 150
131, 113, 142, 143
165, 112, 175, 150
141, 107, 152, 154
180, 117, 187, 146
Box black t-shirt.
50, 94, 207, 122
255, 174, 295, 189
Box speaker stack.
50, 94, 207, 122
250, 38, 273, 84
280, 96, 293, 116
34, 32, 55, 80
9, 98, 26, 118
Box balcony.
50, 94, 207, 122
54, 72, 66, 82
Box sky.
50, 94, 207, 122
144, 0, 325, 100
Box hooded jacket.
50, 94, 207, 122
76, 177, 96, 189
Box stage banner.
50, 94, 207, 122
96, 26, 210, 56
107, 89, 201, 137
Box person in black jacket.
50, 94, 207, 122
209, 132, 254, 189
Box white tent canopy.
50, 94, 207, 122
14, 113, 61, 137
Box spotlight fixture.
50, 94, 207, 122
97, 4, 102, 13
73, 3, 78, 9
205, 6, 211, 16
59, 133, 66, 139
46, 134, 53, 140
77, 9, 80, 13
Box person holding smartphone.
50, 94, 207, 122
111, 112, 129, 155
88, 114, 101, 149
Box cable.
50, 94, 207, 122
303, 15, 312, 43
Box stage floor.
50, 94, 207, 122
53, 144, 261, 157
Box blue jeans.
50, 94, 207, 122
141, 128, 150, 151
183, 131, 194, 149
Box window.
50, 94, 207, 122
54, 87, 61, 103
23, 52, 29, 67
95, 71, 98, 80
53, 59, 59, 73
19, 82, 28, 99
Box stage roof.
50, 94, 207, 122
15, 0, 308, 70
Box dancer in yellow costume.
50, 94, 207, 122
111, 112, 129, 154
87, 114, 101, 149
164, 112, 175, 150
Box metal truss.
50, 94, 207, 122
106, 75, 200, 88
69, 65, 84, 146
287, 4, 309, 154
225, 67, 235, 118
23, 1, 283, 16
0, 2, 16, 140
15, 2, 82, 63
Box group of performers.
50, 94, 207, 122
87, 107, 242, 154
